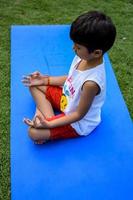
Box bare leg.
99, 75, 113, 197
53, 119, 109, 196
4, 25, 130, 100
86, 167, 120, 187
29, 86, 55, 119
33, 108, 45, 121
27, 86, 54, 144
28, 127, 51, 144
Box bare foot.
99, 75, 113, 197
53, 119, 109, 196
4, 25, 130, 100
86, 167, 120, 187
34, 140, 48, 145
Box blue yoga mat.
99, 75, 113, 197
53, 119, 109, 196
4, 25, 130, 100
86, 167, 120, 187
11, 25, 133, 200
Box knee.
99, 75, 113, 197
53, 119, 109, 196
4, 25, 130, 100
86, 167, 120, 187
28, 127, 38, 141
29, 86, 36, 92
29, 85, 47, 94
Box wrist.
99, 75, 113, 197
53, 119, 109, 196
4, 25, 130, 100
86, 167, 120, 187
48, 120, 55, 128
46, 117, 56, 128
47, 76, 50, 86
44, 120, 52, 128
42, 76, 50, 85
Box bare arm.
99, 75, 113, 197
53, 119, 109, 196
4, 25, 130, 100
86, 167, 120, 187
48, 76, 67, 86
49, 81, 99, 127
22, 71, 67, 87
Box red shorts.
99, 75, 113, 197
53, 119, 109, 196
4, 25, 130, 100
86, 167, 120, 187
45, 86, 79, 140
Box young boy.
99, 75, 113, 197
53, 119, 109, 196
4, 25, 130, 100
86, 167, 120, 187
22, 11, 116, 144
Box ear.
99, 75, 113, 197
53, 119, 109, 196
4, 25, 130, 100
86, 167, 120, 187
93, 49, 103, 58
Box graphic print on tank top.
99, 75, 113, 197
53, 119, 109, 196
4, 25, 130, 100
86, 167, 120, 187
60, 75, 75, 111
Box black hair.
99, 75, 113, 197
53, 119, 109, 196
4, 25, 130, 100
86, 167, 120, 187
70, 11, 116, 54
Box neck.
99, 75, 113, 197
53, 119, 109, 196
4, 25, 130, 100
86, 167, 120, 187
86, 56, 103, 68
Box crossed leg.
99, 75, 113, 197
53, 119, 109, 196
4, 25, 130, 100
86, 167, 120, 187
28, 86, 54, 144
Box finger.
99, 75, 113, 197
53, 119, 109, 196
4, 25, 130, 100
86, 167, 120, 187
21, 79, 30, 84
33, 71, 40, 76
23, 118, 32, 126
35, 116, 41, 124
21, 76, 31, 86
30, 71, 40, 75
34, 116, 44, 128
23, 83, 31, 87
23, 118, 34, 126
36, 115, 44, 124
29, 71, 41, 77
35, 115, 49, 128
21, 78, 31, 83
21, 81, 31, 87
34, 71, 41, 75
22, 75, 31, 80
34, 116, 41, 127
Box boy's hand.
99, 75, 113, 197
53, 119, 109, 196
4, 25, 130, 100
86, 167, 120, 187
29, 71, 42, 78
23, 115, 51, 129
21, 71, 49, 87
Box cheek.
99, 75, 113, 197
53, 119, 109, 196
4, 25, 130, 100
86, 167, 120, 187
75, 49, 89, 59
80, 51, 89, 59
84, 50, 90, 57
80, 48, 89, 55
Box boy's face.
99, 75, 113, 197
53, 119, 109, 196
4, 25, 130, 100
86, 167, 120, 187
73, 43, 102, 60
73, 43, 90, 60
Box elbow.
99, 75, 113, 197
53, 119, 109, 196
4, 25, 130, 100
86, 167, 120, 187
74, 108, 89, 121
74, 112, 84, 121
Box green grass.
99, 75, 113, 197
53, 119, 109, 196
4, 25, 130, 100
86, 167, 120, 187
0, 0, 133, 199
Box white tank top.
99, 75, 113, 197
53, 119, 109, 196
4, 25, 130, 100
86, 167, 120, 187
60, 56, 106, 136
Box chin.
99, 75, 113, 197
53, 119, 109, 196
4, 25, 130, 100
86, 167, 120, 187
76, 53, 82, 59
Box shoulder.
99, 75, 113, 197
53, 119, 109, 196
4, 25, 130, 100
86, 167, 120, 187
82, 80, 100, 95
82, 62, 105, 94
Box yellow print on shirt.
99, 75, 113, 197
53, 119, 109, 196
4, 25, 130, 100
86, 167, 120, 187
60, 94, 68, 111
